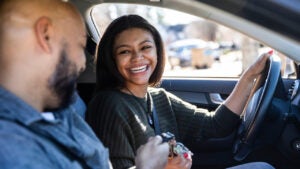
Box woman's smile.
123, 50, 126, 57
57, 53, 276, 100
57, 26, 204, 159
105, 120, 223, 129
129, 64, 148, 74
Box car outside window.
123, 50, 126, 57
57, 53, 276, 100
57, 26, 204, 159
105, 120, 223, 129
91, 3, 295, 79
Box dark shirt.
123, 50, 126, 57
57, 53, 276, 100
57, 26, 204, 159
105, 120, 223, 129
86, 87, 240, 169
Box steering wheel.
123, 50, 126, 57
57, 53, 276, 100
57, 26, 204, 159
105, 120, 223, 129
233, 55, 281, 161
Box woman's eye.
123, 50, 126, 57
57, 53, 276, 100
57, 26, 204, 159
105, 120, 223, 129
119, 50, 130, 55
142, 45, 152, 50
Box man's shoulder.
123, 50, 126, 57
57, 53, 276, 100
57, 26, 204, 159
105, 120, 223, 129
0, 119, 39, 145
0, 118, 84, 169
0, 119, 51, 168
0, 118, 26, 133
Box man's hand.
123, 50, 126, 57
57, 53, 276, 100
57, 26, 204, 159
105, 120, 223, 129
135, 136, 169, 169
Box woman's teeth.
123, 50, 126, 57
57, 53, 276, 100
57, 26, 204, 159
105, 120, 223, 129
130, 65, 147, 73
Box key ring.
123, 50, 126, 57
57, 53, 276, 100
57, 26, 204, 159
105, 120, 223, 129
160, 132, 193, 159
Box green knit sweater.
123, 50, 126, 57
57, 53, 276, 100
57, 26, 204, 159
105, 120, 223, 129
86, 88, 240, 169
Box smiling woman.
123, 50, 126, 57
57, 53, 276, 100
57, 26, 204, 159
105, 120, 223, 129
85, 13, 276, 169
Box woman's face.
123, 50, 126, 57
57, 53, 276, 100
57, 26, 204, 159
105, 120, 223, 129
113, 28, 157, 87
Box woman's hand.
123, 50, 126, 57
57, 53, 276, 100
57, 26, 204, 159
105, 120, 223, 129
224, 50, 273, 116
243, 50, 273, 81
164, 154, 192, 169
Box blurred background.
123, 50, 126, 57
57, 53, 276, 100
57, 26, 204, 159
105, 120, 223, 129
91, 3, 294, 78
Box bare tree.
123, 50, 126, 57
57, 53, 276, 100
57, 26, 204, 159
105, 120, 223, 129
241, 36, 259, 73
184, 20, 218, 41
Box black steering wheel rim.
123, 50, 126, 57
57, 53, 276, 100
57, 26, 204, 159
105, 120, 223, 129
234, 55, 281, 161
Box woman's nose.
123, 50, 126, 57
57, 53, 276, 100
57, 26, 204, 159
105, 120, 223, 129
132, 50, 144, 60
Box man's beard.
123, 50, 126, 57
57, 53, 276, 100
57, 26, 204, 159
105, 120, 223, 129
47, 48, 78, 111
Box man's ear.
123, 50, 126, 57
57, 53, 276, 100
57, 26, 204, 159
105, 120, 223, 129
35, 16, 53, 53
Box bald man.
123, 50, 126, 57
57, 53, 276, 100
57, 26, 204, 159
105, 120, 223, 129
0, 0, 169, 168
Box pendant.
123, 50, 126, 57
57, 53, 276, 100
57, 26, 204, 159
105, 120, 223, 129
148, 114, 153, 126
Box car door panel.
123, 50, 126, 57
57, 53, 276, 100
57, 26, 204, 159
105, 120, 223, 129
160, 78, 237, 111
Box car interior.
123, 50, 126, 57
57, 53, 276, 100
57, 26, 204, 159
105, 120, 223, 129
70, 0, 300, 169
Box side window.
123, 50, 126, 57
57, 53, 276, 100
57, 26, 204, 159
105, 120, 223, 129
91, 3, 295, 79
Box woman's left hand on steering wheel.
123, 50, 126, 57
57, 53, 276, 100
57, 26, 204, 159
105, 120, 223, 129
244, 50, 273, 81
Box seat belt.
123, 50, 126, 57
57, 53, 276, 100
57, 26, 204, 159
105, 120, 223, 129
147, 92, 161, 135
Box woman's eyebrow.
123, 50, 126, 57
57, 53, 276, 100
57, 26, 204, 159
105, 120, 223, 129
139, 39, 154, 45
114, 39, 154, 50
114, 44, 130, 51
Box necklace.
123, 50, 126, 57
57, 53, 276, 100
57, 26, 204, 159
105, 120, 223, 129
124, 87, 154, 127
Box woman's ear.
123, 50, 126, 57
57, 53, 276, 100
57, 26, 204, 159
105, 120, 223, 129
34, 16, 53, 53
